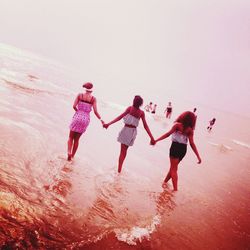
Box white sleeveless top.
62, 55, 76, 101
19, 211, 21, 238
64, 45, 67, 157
117, 114, 140, 146
172, 131, 188, 144
123, 114, 140, 127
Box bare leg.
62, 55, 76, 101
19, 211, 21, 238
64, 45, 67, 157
163, 157, 178, 183
67, 131, 75, 161
71, 132, 82, 158
169, 158, 180, 191
118, 144, 129, 173
163, 170, 171, 183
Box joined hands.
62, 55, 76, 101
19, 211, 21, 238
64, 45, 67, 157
197, 157, 202, 164
103, 123, 109, 129
150, 138, 156, 145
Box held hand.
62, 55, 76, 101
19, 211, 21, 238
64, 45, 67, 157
150, 138, 156, 145
197, 157, 202, 164
100, 119, 105, 125
103, 123, 109, 129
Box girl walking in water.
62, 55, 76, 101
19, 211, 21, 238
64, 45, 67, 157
67, 82, 104, 161
164, 102, 172, 119
207, 118, 216, 132
151, 111, 201, 191
103, 95, 154, 173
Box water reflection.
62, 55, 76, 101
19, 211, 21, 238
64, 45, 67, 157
155, 187, 176, 217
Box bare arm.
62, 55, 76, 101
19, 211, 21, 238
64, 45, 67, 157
141, 112, 154, 140
73, 94, 80, 111
92, 97, 104, 124
188, 130, 201, 164
104, 107, 131, 128
154, 123, 179, 144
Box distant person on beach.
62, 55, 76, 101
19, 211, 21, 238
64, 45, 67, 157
151, 111, 201, 191
67, 82, 104, 161
207, 118, 216, 132
151, 104, 157, 114
103, 95, 154, 173
193, 108, 197, 130
164, 102, 172, 119
144, 102, 153, 112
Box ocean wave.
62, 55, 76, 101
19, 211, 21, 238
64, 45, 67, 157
232, 139, 250, 149
2, 79, 50, 95
1, 61, 72, 97
103, 101, 127, 111
208, 142, 233, 152
115, 215, 161, 245
0, 43, 67, 69
1, 78, 69, 97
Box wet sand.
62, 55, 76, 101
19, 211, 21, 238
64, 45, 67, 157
0, 45, 250, 249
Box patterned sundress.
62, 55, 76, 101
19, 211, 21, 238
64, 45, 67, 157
69, 101, 92, 134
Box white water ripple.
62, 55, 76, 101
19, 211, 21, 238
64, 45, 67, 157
115, 215, 161, 245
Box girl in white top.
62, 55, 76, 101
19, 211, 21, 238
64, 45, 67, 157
151, 111, 201, 191
103, 96, 154, 173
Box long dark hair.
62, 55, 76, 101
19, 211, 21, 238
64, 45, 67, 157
175, 111, 196, 129
133, 95, 143, 109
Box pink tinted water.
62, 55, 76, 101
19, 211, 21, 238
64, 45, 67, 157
0, 46, 249, 249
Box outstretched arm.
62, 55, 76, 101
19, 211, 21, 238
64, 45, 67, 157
154, 123, 178, 144
141, 112, 154, 140
92, 98, 104, 124
188, 131, 201, 164
73, 94, 80, 111
104, 107, 131, 128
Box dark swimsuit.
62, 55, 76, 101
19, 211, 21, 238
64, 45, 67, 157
169, 131, 188, 161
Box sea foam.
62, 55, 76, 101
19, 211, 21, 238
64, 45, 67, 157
232, 139, 250, 149
115, 215, 161, 245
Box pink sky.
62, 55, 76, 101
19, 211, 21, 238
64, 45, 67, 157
1, 0, 249, 116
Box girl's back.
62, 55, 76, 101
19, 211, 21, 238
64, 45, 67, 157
128, 106, 143, 119
80, 93, 93, 103
175, 122, 192, 137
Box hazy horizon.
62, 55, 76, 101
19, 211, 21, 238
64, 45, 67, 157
1, 2, 250, 248
1, 0, 249, 116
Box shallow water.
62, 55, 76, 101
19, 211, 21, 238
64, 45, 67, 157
0, 44, 249, 249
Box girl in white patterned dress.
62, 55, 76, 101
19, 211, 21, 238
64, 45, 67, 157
103, 96, 154, 173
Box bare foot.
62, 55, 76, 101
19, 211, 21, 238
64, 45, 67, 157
67, 154, 72, 161
162, 182, 168, 189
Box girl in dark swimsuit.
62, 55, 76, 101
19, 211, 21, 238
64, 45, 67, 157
151, 111, 201, 191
